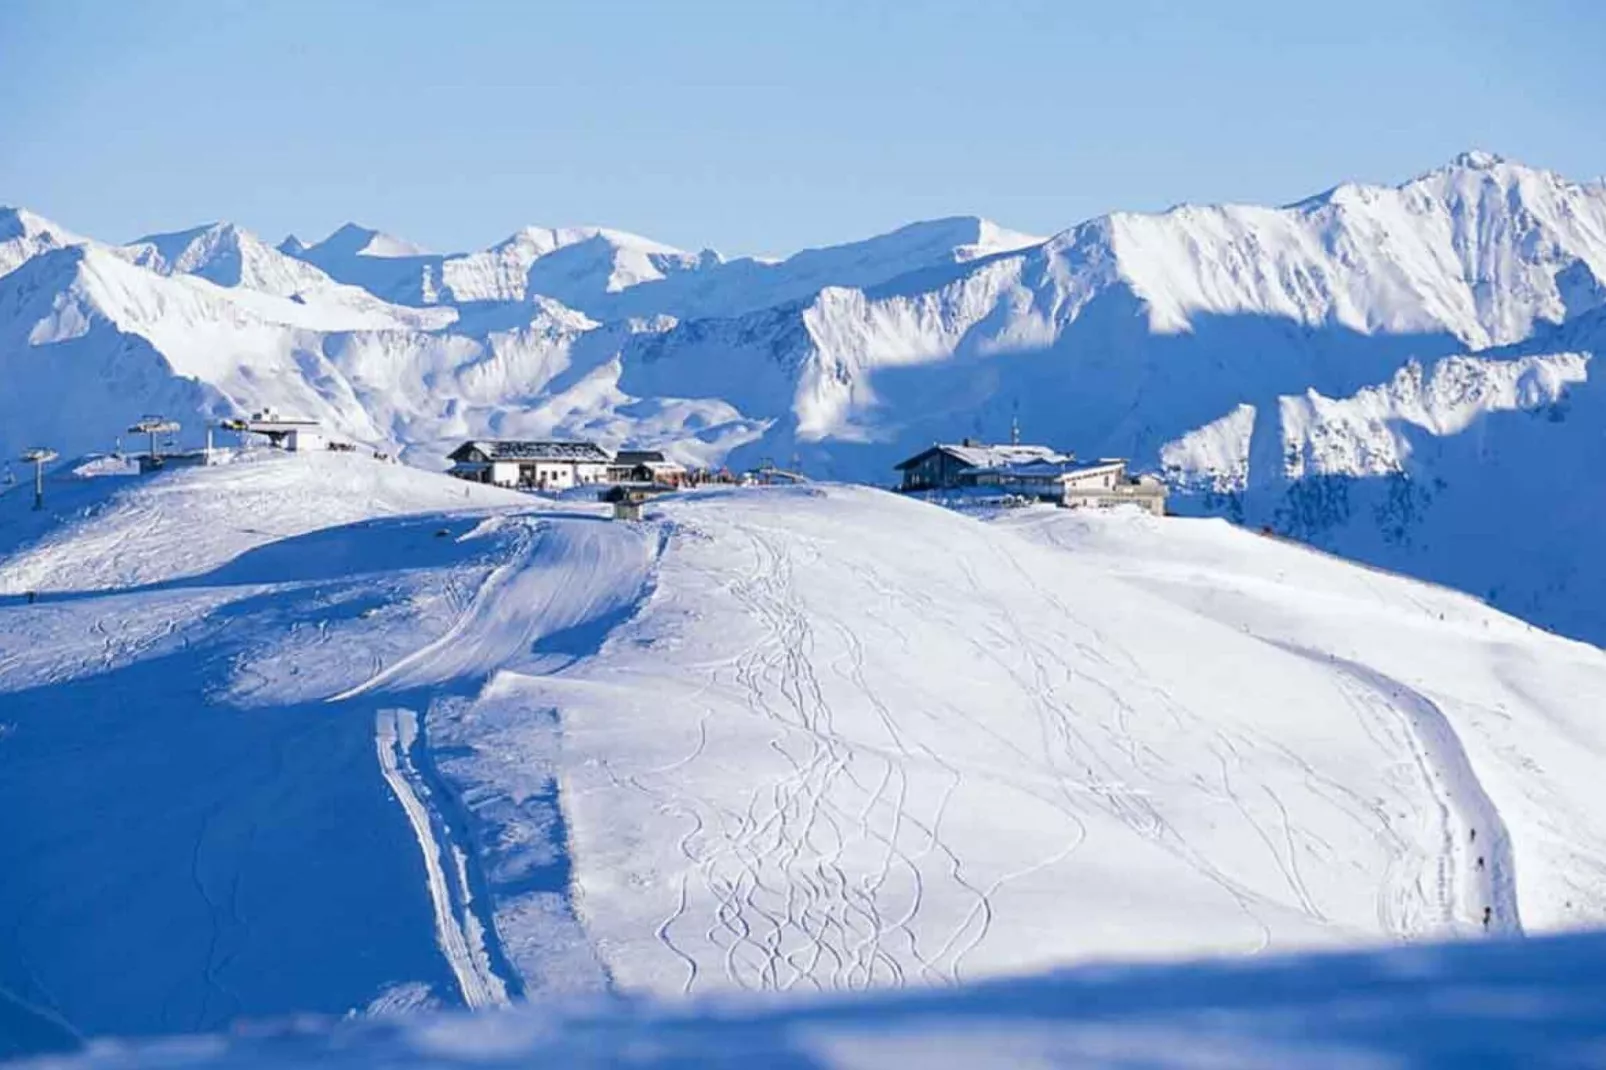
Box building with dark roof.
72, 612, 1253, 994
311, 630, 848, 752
894, 440, 1166, 515
608, 449, 687, 486
447, 440, 613, 490
893, 439, 1070, 492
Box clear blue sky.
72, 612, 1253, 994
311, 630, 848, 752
4, 0, 1603, 258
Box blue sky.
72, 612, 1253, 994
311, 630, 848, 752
3, 0, 1603, 257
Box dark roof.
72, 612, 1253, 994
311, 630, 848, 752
612, 449, 667, 465
450, 440, 611, 463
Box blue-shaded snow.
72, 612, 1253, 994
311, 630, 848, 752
15, 928, 1606, 1067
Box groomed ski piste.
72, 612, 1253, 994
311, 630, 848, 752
2, 451, 1606, 1058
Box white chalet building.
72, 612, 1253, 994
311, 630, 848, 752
447, 440, 612, 490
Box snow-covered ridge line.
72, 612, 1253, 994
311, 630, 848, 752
1160, 351, 1590, 490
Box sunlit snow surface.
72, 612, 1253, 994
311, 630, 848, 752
2, 457, 1605, 1060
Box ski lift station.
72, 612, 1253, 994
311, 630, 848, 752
222, 409, 324, 452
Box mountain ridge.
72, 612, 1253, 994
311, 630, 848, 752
3, 150, 1605, 640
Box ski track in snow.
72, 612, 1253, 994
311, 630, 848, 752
1277, 646, 1523, 937
345, 510, 653, 1003
330, 520, 538, 702
574, 495, 1369, 995
636, 520, 1083, 994
373, 707, 509, 1010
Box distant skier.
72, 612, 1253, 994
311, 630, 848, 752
1482, 906, 1492, 930
1476, 856, 1485, 871
26, 591, 36, 604
1470, 828, 1477, 844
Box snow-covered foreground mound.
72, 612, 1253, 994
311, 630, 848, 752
472, 489, 1605, 997
20, 930, 1606, 1068
3, 460, 1605, 1056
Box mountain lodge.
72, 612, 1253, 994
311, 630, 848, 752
894, 438, 1167, 515
446, 440, 687, 491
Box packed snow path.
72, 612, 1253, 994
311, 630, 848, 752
1274, 645, 1521, 937
373, 708, 509, 1009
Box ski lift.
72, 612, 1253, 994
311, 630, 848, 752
127, 416, 180, 465
19, 448, 57, 510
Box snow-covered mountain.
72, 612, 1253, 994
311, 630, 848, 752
285, 222, 713, 311
3, 150, 1605, 637
0, 206, 84, 279
284, 214, 1041, 321
1159, 330, 1606, 643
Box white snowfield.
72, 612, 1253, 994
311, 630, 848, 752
3, 456, 1605, 1057
491, 487, 1606, 994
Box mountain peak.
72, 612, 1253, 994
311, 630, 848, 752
0, 205, 52, 241
298, 222, 431, 260
119, 220, 352, 297
123, 221, 250, 276
1449, 149, 1509, 171
0, 207, 86, 281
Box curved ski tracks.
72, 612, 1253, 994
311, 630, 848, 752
1273, 642, 1522, 938
350, 496, 1521, 1010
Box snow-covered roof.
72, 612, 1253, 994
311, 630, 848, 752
896, 442, 1069, 470
452, 440, 612, 463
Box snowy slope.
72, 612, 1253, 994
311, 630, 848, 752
6, 457, 1605, 1054
459, 487, 1605, 999
0, 454, 551, 1045
1158, 334, 1606, 644
22, 929, 1606, 1068
995, 505, 1606, 937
